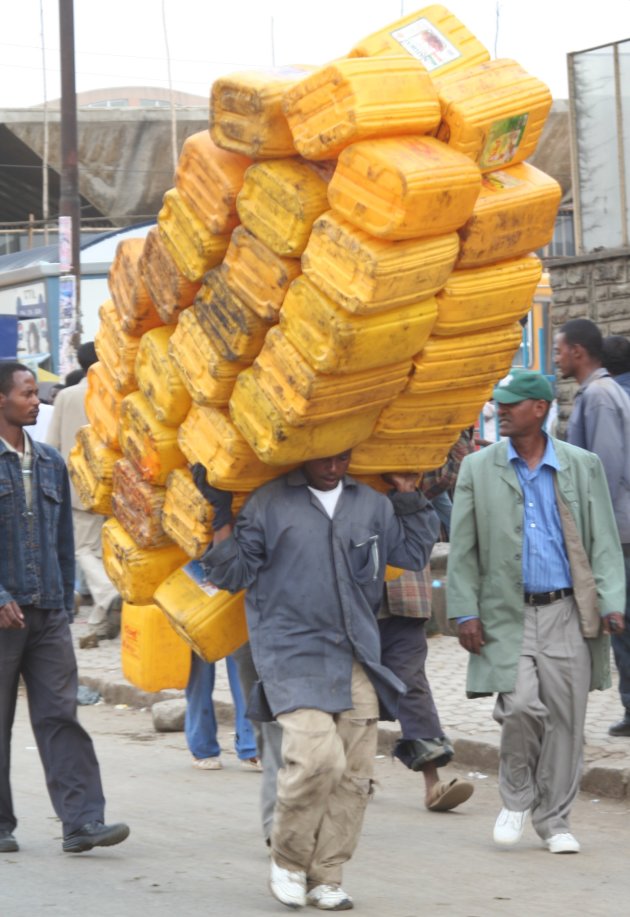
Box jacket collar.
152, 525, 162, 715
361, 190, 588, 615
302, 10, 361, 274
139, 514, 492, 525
0, 431, 50, 460
492, 436, 576, 499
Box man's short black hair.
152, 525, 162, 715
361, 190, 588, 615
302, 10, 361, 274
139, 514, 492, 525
602, 335, 630, 376
64, 368, 85, 386
77, 342, 97, 372
0, 361, 33, 396
560, 319, 603, 360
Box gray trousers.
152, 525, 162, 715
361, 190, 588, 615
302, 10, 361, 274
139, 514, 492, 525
493, 596, 590, 840
232, 642, 283, 841
0, 607, 106, 836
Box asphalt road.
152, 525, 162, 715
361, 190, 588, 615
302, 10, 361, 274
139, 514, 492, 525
2, 695, 628, 917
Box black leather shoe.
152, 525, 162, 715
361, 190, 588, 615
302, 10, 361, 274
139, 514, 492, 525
63, 821, 129, 853
608, 717, 630, 737
0, 830, 19, 853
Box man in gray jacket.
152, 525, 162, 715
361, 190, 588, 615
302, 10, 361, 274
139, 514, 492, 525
555, 319, 630, 737
195, 451, 439, 911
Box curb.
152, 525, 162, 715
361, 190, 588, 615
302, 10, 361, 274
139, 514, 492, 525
79, 674, 630, 801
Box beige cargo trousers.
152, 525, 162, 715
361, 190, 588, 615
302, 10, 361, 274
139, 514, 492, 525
271, 661, 378, 888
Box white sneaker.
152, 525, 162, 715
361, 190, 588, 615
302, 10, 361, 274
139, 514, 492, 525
546, 832, 580, 854
270, 858, 307, 909
493, 807, 530, 846
306, 885, 354, 910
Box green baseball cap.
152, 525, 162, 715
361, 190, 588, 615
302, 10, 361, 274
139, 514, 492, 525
493, 371, 554, 404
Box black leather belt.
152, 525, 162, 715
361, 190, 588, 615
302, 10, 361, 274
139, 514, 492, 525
524, 588, 573, 606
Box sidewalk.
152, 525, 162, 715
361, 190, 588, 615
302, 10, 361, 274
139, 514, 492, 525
72, 606, 630, 801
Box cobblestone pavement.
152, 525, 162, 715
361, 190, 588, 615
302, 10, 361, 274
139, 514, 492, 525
72, 604, 630, 799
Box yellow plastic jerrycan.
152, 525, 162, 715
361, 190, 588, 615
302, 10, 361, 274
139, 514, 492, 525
282, 56, 440, 161
457, 162, 562, 268
94, 299, 140, 395
102, 517, 187, 605
251, 327, 411, 426
85, 362, 125, 450
135, 325, 191, 427
328, 136, 481, 241
210, 65, 314, 159
162, 467, 214, 559
230, 368, 381, 466
408, 323, 523, 393
302, 211, 459, 314
222, 226, 301, 322
158, 188, 230, 283
168, 307, 248, 408
373, 382, 494, 438
194, 267, 275, 363
178, 404, 292, 490
236, 158, 331, 257
433, 256, 543, 336
175, 131, 252, 235
119, 390, 186, 486
280, 276, 438, 374
67, 425, 120, 516
111, 458, 169, 550
162, 467, 249, 560
349, 4, 490, 80
154, 563, 248, 663
435, 59, 552, 172
349, 434, 455, 475
121, 602, 191, 692
139, 227, 201, 325
108, 238, 163, 337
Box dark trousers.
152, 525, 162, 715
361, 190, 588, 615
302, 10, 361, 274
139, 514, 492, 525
612, 554, 630, 712
378, 616, 443, 740
0, 607, 105, 835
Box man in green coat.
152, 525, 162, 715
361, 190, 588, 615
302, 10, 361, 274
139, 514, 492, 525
447, 371, 625, 855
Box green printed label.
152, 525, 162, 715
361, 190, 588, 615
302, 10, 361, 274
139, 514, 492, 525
479, 115, 528, 170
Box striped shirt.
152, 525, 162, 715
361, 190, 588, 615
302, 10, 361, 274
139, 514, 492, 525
507, 436, 572, 593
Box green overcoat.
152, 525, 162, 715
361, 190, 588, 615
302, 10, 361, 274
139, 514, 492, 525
447, 437, 625, 696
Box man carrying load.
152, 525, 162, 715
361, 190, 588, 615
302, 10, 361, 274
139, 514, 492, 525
194, 451, 438, 911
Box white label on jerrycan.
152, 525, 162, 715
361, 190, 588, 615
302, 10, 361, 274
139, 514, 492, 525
182, 559, 220, 598
390, 19, 460, 71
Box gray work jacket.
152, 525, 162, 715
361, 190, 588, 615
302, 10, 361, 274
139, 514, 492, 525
567, 368, 630, 544
200, 470, 439, 720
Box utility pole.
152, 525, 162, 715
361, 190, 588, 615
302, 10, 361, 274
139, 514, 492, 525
58, 0, 82, 347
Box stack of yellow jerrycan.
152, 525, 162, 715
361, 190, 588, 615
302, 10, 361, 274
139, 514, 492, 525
110, 458, 169, 550
83, 3, 563, 683
94, 299, 140, 396
210, 66, 314, 158
108, 238, 163, 336
135, 325, 191, 427
139, 227, 200, 324
67, 425, 119, 516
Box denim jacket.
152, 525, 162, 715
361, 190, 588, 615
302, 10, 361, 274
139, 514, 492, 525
0, 437, 75, 611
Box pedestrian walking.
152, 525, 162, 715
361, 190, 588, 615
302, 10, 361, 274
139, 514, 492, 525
555, 319, 630, 737
447, 370, 625, 854
0, 362, 129, 855
379, 431, 475, 812
46, 342, 122, 642
185, 651, 260, 771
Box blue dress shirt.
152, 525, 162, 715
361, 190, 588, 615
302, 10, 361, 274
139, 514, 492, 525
457, 436, 572, 623
508, 435, 572, 593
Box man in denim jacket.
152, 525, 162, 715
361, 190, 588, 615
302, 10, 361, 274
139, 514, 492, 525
0, 362, 129, 855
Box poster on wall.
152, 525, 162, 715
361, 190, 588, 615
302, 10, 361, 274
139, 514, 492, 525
0, 282, 51, 371
58, 274, 77, 379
